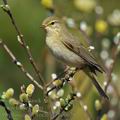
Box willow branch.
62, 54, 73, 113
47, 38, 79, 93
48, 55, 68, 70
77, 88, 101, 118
0, 100, 13, 120
45, 67, 70, 88
104, 37, 120, 92
1, 0, 44, 86
52, 94, 75, 120
0, 39, 43, 90
46, 68, 77, 95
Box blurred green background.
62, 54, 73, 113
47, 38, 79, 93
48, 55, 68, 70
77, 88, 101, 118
0, 0, 120, 120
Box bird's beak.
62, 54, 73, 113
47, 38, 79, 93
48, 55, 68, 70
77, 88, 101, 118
40, 25, 44, 29
40, 23, 47, 29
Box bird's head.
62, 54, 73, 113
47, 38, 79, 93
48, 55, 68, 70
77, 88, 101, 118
42, 16, 63, 34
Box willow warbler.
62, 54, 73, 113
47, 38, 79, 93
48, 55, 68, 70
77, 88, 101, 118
42, 16, 108, 99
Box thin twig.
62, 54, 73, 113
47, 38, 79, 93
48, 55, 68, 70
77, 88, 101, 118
0, 39, 51, 120
1, 0, 44, 86
45, 67, 70, 87
46, 68, 77, 95
2, 0, 7, 5
104, 38, 120, 92
112, 83, 120, 99
52, 92, 93, 120
0, 39, 43, 90
1, 1, 52, 118
52, 94, 75, 120
0, 100, 13, 120
52, 109, 63, 120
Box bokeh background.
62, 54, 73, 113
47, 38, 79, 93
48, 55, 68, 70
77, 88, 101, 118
0, 0, 120, 120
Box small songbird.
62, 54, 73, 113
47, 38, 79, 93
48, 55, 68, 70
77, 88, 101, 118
42, 16, 108, 99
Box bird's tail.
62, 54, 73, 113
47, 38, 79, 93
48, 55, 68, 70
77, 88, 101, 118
84, 70, 109, 100
90, 73, 109, 99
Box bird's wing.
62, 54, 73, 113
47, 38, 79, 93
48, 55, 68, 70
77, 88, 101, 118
61, 36, 104, 73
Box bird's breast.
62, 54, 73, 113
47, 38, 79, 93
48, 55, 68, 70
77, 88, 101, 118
46, 35, 85, 67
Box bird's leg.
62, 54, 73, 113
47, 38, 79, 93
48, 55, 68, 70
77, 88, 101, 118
55, 66, 70, 80
45, 67, 78, 95
45, 66, 70, 88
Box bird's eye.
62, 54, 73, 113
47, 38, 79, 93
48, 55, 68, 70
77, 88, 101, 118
51, 21, 55, 25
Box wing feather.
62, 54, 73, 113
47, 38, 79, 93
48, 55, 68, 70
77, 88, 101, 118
62, 40, 104, 73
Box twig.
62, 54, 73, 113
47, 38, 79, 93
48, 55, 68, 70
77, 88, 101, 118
51, 94, 75, 120
0, 39, 43, 90
0, 39, 51, 119
1, 1, 52, 119
0, 100, 13, 120
46, 68, 77, 95
112, 83, 120, 99
1, 0, 44, 86
104, 36, 120, 92
2, 0, 7, 5
52, 109, 63, 120
52, 92, 93, 120
45, 67, 70, 87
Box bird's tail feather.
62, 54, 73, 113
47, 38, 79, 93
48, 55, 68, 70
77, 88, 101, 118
83, 69, 109, 100
89, 73, 109, 100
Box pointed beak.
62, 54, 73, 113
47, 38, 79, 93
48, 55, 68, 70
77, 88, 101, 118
40, 24, 44, 29
40, 23, 47, 29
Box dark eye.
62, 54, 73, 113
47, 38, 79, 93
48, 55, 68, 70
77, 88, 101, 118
51, 21, 55, 25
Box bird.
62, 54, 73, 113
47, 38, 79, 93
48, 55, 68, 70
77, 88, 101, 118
42, 16, 109, 99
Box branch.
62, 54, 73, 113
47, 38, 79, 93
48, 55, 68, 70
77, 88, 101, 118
52, 92, 93, 120
46, 68, 77, 95
51, 94, 75, 120
0, 39, 43, 90
45, 67, 70, 88
1, 0, 44, 86
104, 34, 120, 92
2, 0, 7, 5
0, 100, 13, 120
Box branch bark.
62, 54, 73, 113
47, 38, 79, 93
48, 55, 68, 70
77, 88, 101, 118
0, 39, 43, 90
0, 100, 13, 120
1, 0, 44, 86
